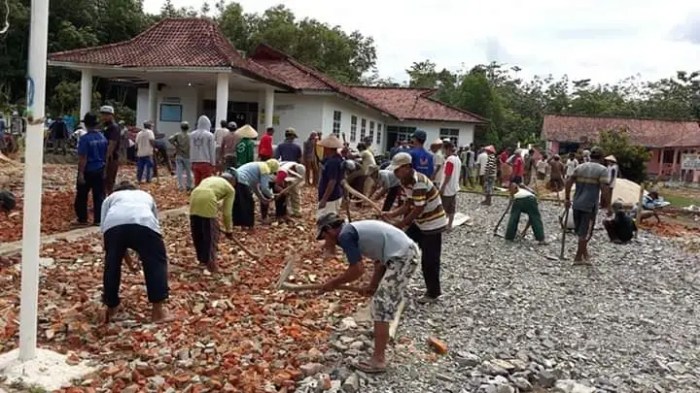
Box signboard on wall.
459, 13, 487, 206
681, 154, 700, 170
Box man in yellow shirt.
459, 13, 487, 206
189, 171, 236, 273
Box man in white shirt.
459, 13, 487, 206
565, 152, 579, 179
476, 147, 489, 187
101, 181, 171, 323
135, 122, 155, 183
505, 179, 547, 245
214, 120, 229, 174
430, 139, 444, 187
439, 140, 462, 229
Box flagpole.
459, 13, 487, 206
18, 0, 50, 361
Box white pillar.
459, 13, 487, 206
264, 87, 274, 128
20, 0, 49, 362
79, 69, 92, 119
148, 82, 158, 126
216, 73, 229, 127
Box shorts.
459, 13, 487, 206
484, 177, 495, 195
573, 209, 594, 240
441, 194, 456, 214
371, 243, 420, 322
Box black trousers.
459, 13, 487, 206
260, 181, 287, 218
190, 215, 219, 264
233, 182, 255, 227
406, 224, 443, 298
75, 169, 105, 224
103, 224, 169, 308
382, 186, 401, 211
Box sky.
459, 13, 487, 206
142, 0, 700, 85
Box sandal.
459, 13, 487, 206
353, 359, 387, 374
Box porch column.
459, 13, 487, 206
672, 148, 679, 179
148, 82, 158, 126
659, 149, 665, 176
79, 69, 92, 119
216, 73, 229, 127
264, 86, 274, 128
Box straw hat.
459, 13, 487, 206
430, 138, 443, 146
318, 133, 343, 149
605, 155, 617, 163
234, 125, 258, 139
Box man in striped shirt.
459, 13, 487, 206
383, 152, 447, 303
480, 145, 498, 206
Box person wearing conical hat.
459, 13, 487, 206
234, 125, 258, 168
317, 133, 344, 218
233, 158, 279, 229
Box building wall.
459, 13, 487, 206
385, 121, 476, 151
137, 87, 199, 136
321, 96, 393, 152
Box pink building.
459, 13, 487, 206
541, 114, 700, 183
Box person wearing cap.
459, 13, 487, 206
505, 179, 547, 244
258, 127, 274, 161
275, 128, 302, 163
382, 152, 447, 303
74, 113, 108, 227
603, 199, 636, 244
220, 121, 239, 170
317, 133, 345, 218
315, 212, 421, 374
100, 105, 121, 194
409, 130, 434, 178
100, 181, 171, 323
190, 115, 217, 187
189, 172, 236, 273
0, 190, 16, 214
429, 138, 445, 187
235, 125, 257, 167
439, 140, 462, 229
270, 161, 305, 219
169, 121, 193, 191
135, 121, 156, 183
303, 132, 319, 186
233, 159, 279, 228
602, 155, 619, 210
214, 120, 230, 173
480, 145, 498, 205
369, 169, 402, 211
565, 146, 611, 265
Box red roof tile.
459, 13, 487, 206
351, 86, 485, 123
542, 114, 700, 148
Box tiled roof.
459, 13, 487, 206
542, 114, 700, 148
351, 86, 486, 123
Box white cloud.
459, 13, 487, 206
143, 0, 700, 85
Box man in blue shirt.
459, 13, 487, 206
275, 128, 302, 163
317, 134, 344, 218
316, 213, 420, 374
409, 130, 434, 177
74, 113, 108, 226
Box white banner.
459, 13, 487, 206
681, 154, 700, 170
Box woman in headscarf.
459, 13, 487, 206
233, 159, 280, 229
235, 125, 258, 167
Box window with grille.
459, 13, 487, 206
333, 111, 342, 135
439, 128, 459, 145
350, 116, 357, 142
369, 121, 375, 142
377, 123, 382, 146
360, 118, 367, 139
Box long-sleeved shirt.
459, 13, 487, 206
189, 176, 235, 232
190, 116, 216, 165
237, 162, 274, 199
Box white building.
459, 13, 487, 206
48, 18, 485, 152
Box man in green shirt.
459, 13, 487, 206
169, 121, 192, 191
189, 172, 236, 273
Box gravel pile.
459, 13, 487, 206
298, 193, 700, 393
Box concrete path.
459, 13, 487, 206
0, 206, 188, 256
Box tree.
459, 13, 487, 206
597, 129, 651, 183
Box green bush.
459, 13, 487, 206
596, 128, 651, 183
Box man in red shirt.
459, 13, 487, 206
258, 127, 274, 160
511, 149, 525, 184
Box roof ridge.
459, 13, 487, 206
543, 113, 698, 124
423, 95, 488, 122
348, 85, 432, 91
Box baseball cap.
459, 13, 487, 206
0, 190, 16, 211
227, 121, 237, 130
387, 152, 412, 172
99, 105, 115, 115
181, 121, 190, 129
316, 212, 343, 240
285, 128, 297, 138
412, 130, 427, 143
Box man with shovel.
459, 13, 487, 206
316, 212, 421, 374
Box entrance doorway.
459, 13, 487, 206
202, 100, 259, 129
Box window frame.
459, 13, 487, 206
360, 118, 367, 139
350, 115, 357, 142
439, 128, 460, 146
332, 110, 342, 135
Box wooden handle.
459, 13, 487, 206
280, 282, 363, 293
231, 236, 258, 260
274, 178, 303, 200
341, 180, 383, 214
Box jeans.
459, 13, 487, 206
137, 156, 153, 183
74, 169, 105, 224
103, 224, 169, 308
175, 156, 193, 190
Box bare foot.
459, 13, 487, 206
151, 304, 174, 323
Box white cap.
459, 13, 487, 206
99, 105, 115, 114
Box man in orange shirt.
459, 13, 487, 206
258, 127, 274, 160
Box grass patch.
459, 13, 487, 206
663, 193, 700, 208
